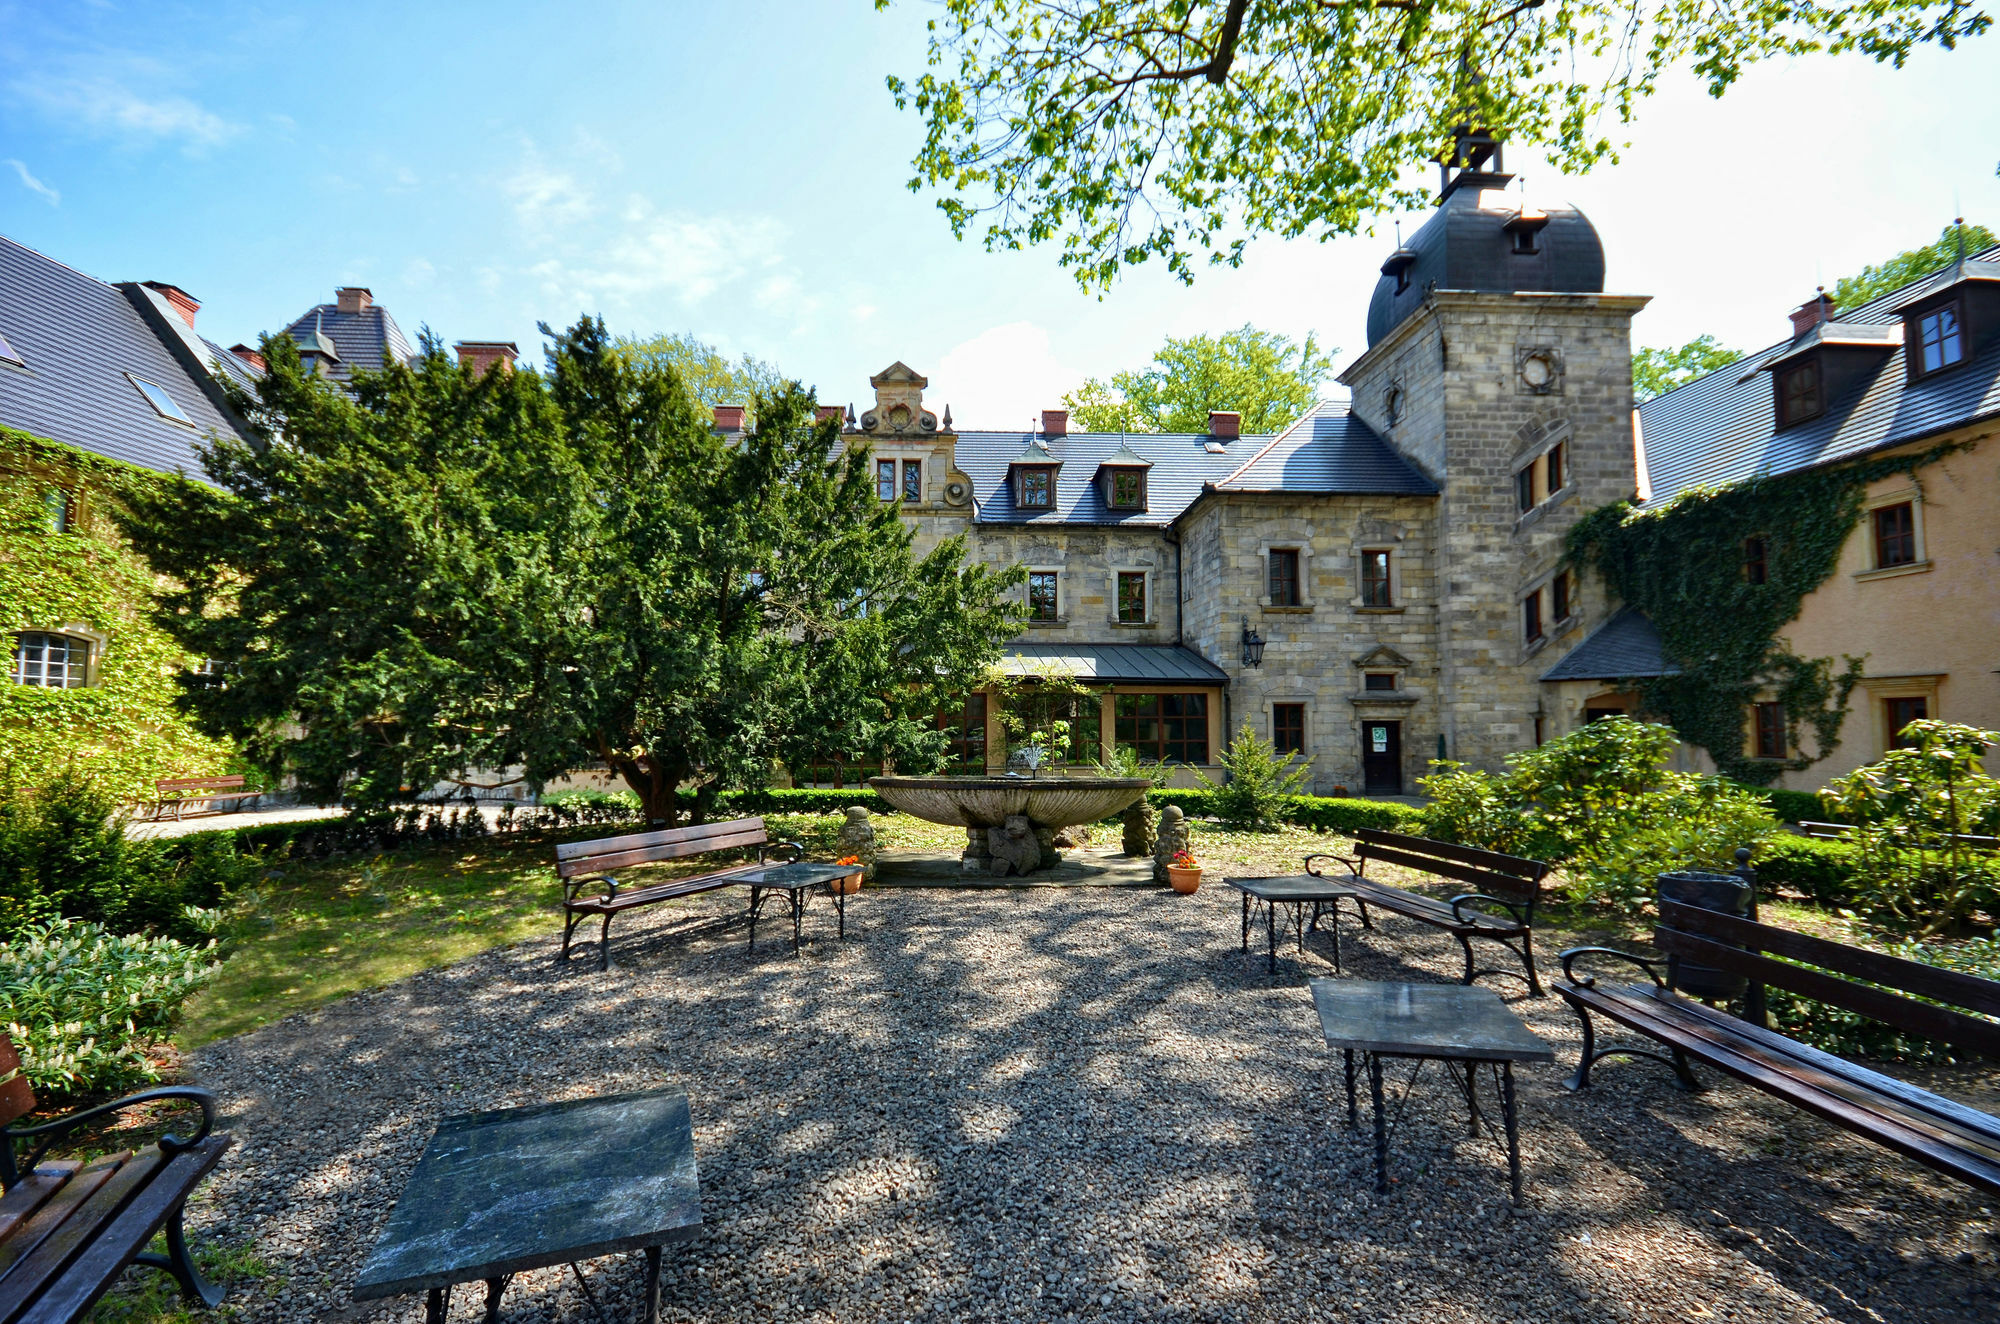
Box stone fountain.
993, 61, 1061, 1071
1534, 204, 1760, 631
867, 775, 1151, 875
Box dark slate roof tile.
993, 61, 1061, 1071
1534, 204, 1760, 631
1539, 608, 1680, 681
1216, 400, 1437, 494
959, 427, 1247, 525
282, 301, 415, 386
999, 642, 1228, 683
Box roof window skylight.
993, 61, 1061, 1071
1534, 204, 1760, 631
126, 373, 193, 424
0, 331, 23, 368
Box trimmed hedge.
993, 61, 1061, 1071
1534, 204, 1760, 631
1149, 789, 1423, 834
1727, 782, 1840, 826
1753, 833, 1861, 904
722, 787, 896, 816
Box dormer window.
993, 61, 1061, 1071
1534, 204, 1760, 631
1776, 358, 1824, 428
1104, 469, 1146, 511
1913, 302, 1965, 377
1016, 465, 1057, 510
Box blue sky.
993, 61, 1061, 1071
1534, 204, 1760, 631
5, 1, 1999, 429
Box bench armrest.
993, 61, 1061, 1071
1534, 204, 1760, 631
3, 1086, 217, 1186
1302, 852, 1359, 877
1558, 946, 1668, 990
1449, 893, 1527, 927
563, 872, 617, 903
762, 840, 806, 864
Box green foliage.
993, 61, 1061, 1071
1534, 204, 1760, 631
1198, 722, 1314, 830
1061, 326, 1333, 434
1144, 788, 1422, 834
1418, 718, 1778, 914
1832, 222, 1998, 310
117, 321, 1023, 825
1565, 439, 1969, 783
1820, 720, 2000, 933
1754, 834, 1862, 904
613, 332, 788, 426
1094, 744, 1172, 788
0, 917, 221, 1098
992, 668, 1105, 765
1767, 929, 2000, 1066
1737, 783, 1837, 826
720, 786, 897, 817
1630, 335, 1741, 403
880, 0, 1987, 289
0, 772, 257, 943
0, 430, 238, 800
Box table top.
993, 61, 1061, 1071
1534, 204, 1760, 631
1224, 873, 1358, 901
732, 861, 862, 890
352, 1088, 702, 1299
1309, 979, 1554, 1063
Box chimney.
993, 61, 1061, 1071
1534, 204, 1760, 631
713, 405, 746, 432
1041, 409, 1068, 437
142, 282, 200, 330
815, 405, 845, 427
229, 343, 266, 373
455, 341, 519, 377
1208, 410, 1241, 439
336, 286, 373, 315
1789, 290, 1835, 339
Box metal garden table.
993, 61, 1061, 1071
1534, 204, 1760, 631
734, 861, 861, 955
1309, 979, 1554, 1205
1225, 874, 1356, 974
352, 1088, 701, 1324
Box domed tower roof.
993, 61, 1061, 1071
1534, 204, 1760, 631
1365, 133, 1605, 347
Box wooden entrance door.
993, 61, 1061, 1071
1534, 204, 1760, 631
1361, 720, 1402, 794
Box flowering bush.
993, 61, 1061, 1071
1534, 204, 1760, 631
0, 916, 221, 1098
1170, 849, 1201, 870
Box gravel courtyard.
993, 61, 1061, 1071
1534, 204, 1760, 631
184, 880, 1999, 1324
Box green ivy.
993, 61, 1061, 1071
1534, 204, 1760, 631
1566, 441, 1964, 785
0, 428, 238, 799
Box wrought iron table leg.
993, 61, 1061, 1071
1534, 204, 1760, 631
1331, 898, 1342, 973
1369, 1052, 1388, 1194
426, 1286, 449, 1324
1241, 890, 1250, 951
836, 880, 847, 938
644, 1246, 663, 1324
747, 885, 762, 952
1502, 1061, 1523, 1206
791, 887, 804, 955
1343, 1049, 1358, 1129
483, 1275, 507, 1324
1266, 898, 1277, 975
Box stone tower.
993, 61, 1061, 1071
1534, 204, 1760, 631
1339, 130, 1649, 773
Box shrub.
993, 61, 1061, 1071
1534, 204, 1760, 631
0, 917, 221, 1098
1732, 783, 1839, 826
1767, 931, 2000, 1065
721, 787, 896, 816
1197, 724, 1314, 830
1278, 795, 1425, 834
1753, 834, 1862, 904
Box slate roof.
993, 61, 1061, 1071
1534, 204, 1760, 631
997, 642, 1229, 684
281, 300, 414, 386
957, 402, 1434, 525
1215, 401, 1438, 495
0, 234, 254, 480
1638, 249, 2000, 504
1539, 609, 1681, 682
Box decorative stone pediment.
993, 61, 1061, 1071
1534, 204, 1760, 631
862, 360, 938, 436
1351, 645, 1414, 670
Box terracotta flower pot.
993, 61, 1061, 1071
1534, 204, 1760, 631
828, 871, 864, 895
1167, 865, 1202, 894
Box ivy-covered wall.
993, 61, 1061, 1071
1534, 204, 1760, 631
0, 427, 237, 800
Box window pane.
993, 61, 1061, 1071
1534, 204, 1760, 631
1754, 701, 1786, 759
1920, 306, 1964, 373
1110, 470, 1143, 508
1268, 549, 1300, 606
1116, 572, 1147, 623
1545, 443, 1564, 493
877, 459, 896, 501
11, 632, 88, 688
1361, 550, 1391, 607
1743, 536, 1768, 585
936, 694, 988, 772
1364, 672, 1396, 691
902, 459, 922, 501
1873, 503, 1915, 567
1551, 571, 1569, 622
1114, 693, 1207, 762
1887, 697, 1928, 748
1523, 591, 1543, 642
1020, 468, 1054, 508
1273, 703, 1305, 755
1028, 571, 1059, 620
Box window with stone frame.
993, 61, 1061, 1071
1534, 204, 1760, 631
1545, 442, 1565, 495
1360, 550, 1392, 607
1364, 672, 1397, 691
1522, 588, 1544, 644
1267, 548, 1301, 606
1886, 695, 1928, 748
1550, 569, 1571, 623
1016, 466, 1057, 510
11, 632, 89, 688
1116, 571, 1147, 624
1872, 502, 1916, 568
1272, 703, 1306, 756
1777, 358, 1824, 428
43, 488, 71, 534
1027, 571, 1060, 621
1515, 464, 1535, 513
1753, 701, 1786, 760
876, 459, 897, 501
902, 459, 923, 501
1115, 693, 1209, 764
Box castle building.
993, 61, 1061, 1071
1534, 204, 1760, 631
842, 136, 1649, 793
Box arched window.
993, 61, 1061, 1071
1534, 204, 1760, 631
11, 632, 91, 688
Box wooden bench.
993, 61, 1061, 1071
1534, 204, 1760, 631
1556, 899, 2000, 1195
147, 776, 261, 823
1304, 829, 1553, 995
1798, 820, 1997, 851
0, 1035, 231, 1324
557, 816, 803, 970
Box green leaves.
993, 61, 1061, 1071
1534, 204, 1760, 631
1062, 324, 1334, 433
1832, 221, 1998, 310
1630, 335, 1742, 403
883, 1, 1989, 290
1197, 722, 1315, 830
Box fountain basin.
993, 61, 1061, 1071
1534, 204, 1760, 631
867, 776, 1150, 830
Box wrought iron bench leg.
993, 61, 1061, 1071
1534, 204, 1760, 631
1560, 997, 1703, 1093
134, 1203, 223, 1307
598, 912, 615, 971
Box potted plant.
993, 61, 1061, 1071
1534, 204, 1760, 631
828, 855, 864, 894
1167, 848, 1203, 894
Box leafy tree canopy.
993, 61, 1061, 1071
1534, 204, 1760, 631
1061, 325, 1332, 434
1630, 335, 1742, 403
1832, 221, 1998, 309
880, 0, 1987, 290
615, 332, 788, 424
118, 322, 1024, 825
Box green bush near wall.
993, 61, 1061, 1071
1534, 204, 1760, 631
1728, 782, 1841, 827
1753, 833, 1862, 904
1150, 788, 1424, 834
722, 787, 897, 816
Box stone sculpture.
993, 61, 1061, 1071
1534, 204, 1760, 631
836, 805, 879, 881
1121, 800, 1157, 857
1153, 804, 1189, 884
986, 814, 1042, 876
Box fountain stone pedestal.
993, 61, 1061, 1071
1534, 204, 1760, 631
868, 776, 1152, 876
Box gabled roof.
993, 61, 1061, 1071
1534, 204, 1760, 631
282, 300, 413, 386
1216, 401, 1438, 495
1638, 246, 2000, 504
1539, 609, 1680, 682
0, 234, 255, 480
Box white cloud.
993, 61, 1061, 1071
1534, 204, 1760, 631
520, 202, 795, 312
935, 322, 1081, 431
402, 257, 437, 288
13, 72, 240, 149
506, 159, 594, 231
2, 159, 57, 206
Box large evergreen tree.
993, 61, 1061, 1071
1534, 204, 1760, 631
120, 320, 1022, 823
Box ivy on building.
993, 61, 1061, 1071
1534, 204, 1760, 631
1566, 441, 1964, 785
0, 427, 239, 799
